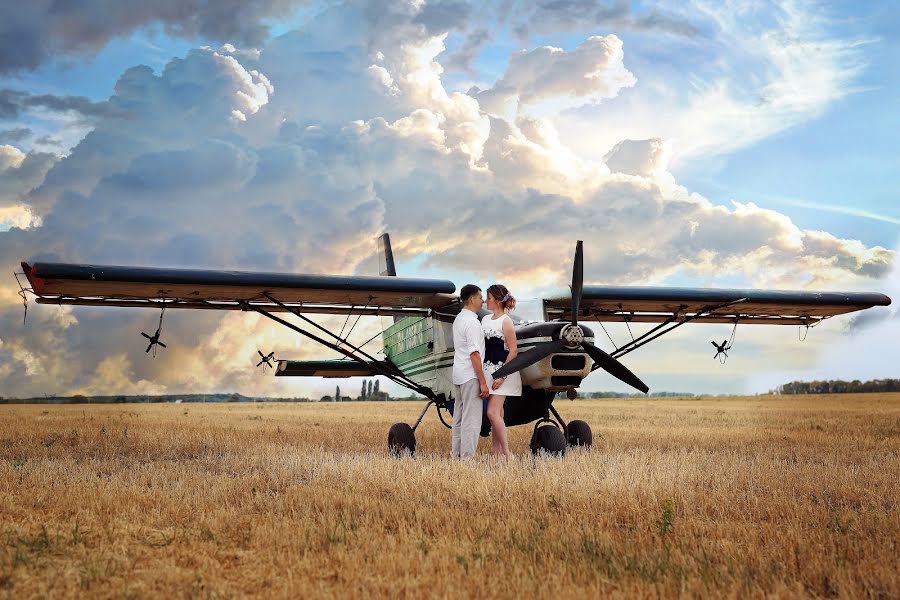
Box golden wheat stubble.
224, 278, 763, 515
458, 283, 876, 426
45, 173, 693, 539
0, 395, 898, 598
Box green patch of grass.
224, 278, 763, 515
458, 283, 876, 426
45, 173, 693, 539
658, 498, 675, 537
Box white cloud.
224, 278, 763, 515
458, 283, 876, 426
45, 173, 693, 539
0, 144, 57, 210
472, 35, 636, 115
604, 138, 671, 177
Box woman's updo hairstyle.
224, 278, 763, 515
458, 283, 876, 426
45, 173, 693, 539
487, 284, 516, 312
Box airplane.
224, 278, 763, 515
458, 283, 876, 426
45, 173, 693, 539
17, 234, 892, 456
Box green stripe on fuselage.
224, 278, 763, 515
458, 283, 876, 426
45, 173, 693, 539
403, 357, 454, 377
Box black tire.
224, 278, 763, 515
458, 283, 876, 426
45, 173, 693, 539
388, 422, 416, 456
566, 420, 592, 448
530, 424, 566, 457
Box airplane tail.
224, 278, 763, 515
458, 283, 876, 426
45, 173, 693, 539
376, 233, 400, 328
377, 233, 397, 277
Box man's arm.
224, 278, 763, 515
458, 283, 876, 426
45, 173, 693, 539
470, 351, 490, 399
464, 318, 490, 399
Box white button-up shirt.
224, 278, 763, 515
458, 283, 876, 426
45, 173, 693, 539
451, 308, 485, 385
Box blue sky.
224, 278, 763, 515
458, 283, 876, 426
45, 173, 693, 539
676, 2, 900, 249
0, 0, 896, 397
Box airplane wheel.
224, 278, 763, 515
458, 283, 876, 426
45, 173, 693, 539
530, 423, 566, 457
388, 422, 416, 457
566, 420, 592, 448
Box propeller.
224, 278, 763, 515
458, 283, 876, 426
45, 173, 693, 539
582, 341, 648, 393
140, 328, 167, 355
141, 307, 167, 357
712, 340, 730, 360
256, 350, 276, 370
491, 241, 649, 394
571, 240, 583, 326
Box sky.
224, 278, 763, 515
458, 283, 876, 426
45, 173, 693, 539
0, 0, 896, 399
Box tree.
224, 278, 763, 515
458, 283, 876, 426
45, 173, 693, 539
335, 385, 341, 402
360, 380, 367, 400
373, 379, 380, 399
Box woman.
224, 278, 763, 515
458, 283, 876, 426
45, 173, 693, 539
481, 284, 522, 459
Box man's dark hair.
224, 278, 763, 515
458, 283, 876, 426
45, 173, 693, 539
460, 284, 481, 305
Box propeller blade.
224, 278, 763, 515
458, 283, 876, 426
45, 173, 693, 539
157, 341, 167, 348
491, 339, 566, 379
258, 350, 265, 359
141, 332, 151, 340
582, 341, 649, 394
570, 240, 583, 325
256, 360, 265, 367
711, 341, 719, 348
145, 343, 153, 353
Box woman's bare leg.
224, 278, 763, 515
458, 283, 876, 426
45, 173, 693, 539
487, 394, 510, 458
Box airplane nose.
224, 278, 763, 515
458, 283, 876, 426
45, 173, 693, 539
560, 324, 584, 348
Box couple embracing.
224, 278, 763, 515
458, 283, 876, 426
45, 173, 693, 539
450, 283, 521, 460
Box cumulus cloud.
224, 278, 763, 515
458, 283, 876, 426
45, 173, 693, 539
471, 35, 636, 114
0, 0, 303, 73
604, 138, 671, 177
0, 144, 57, 207
0, 0, 892, 398
23, 47, 273, 215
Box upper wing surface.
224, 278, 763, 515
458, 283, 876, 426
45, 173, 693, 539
22, 262, 456, 315
543, 286, 892, 325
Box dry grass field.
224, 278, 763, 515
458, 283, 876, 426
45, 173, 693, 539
1, 395, 898, 598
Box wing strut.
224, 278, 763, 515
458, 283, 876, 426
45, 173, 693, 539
250, 293, 436, 399
590, 299, 748, 371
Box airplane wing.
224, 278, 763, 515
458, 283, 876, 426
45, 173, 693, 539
543, 286, 892, 326
275, 360, 401, 378
20, 262, 456, 316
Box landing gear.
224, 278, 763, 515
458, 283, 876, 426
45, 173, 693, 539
530, 421, 566, 456
566, 419, 592, 448
388, 422, 416, 456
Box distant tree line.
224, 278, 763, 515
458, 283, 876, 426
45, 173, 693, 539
582, 391, 695, 399
774, 379, 900, 395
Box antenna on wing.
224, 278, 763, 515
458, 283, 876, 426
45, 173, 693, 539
141, 305, 167, 357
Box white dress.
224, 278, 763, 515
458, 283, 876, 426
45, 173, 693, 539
481, 313, 523, 397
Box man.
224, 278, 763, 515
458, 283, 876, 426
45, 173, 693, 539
451, 284, 490, 459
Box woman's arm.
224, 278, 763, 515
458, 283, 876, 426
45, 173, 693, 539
492, 316, 519, 390
502, 316, 517, 362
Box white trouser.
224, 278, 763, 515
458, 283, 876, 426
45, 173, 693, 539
451, 378, 482, 459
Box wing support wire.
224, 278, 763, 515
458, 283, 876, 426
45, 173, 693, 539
14, 271, 30, 324
250, 293, 436, 400
591, 299, 749, 371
